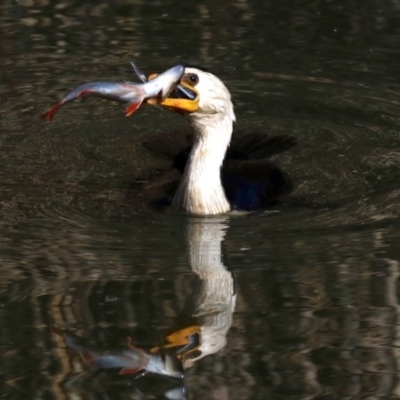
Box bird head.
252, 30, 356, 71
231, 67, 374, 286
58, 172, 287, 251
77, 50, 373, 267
148, 66, 236, 124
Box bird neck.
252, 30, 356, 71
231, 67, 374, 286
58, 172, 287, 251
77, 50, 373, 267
172, 113, 233, 215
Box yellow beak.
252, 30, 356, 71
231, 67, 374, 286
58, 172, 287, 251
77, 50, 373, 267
146, 73, 199, 113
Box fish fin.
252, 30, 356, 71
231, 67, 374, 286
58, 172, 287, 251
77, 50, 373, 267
50, 326, 64, 336
77, 89, 93, 99
126, 336, 148, 368
126, 337, 146, 354
119, 367, 141, 375
157, 89, 164, 100
125, 100, 143, 117
126, 336, 140, 351
80, 350, 95, 363
42, 101, 63, 122
131, 62, 148, 83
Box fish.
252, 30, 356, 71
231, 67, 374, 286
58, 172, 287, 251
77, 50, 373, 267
43, 64, 185, 121
51, 327, 147, 374
51, 327, 183, 379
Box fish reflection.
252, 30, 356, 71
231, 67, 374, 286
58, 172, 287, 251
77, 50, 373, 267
51, 327, 183, 378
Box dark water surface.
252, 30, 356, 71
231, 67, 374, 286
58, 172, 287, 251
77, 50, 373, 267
2, 1, 400, 399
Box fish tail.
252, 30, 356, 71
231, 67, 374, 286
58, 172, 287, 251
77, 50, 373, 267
42, 101, 64, 122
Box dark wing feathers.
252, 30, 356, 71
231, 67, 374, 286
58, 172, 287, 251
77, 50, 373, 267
129, 169, 181, 211
142, 129, 193, 166
225, 132, 296, 209
228, 131, 297, 160
143, 130, 296, 165
222, 159, 294, 208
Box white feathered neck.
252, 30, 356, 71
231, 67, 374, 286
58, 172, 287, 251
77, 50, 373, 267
171, 69, 236, 215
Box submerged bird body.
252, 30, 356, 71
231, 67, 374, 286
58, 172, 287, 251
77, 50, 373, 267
140, 129, 295, 214
135, 66, 296, 215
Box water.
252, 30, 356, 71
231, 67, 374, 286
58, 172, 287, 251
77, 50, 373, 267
1, 0, 400, 399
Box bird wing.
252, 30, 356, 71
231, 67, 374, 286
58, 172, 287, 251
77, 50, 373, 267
143, 129, 296, 166
142, 129, 193, 173
227, 131, 297, 160
223, 132, 296, 209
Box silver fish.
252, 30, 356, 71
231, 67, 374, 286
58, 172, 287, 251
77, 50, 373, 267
43, 64, 184, 121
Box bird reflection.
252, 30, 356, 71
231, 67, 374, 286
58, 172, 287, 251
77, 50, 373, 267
51, 216, 235, 399
175, 216, 235, 369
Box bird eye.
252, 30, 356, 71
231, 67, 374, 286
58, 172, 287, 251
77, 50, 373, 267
188, 74, 199, 84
